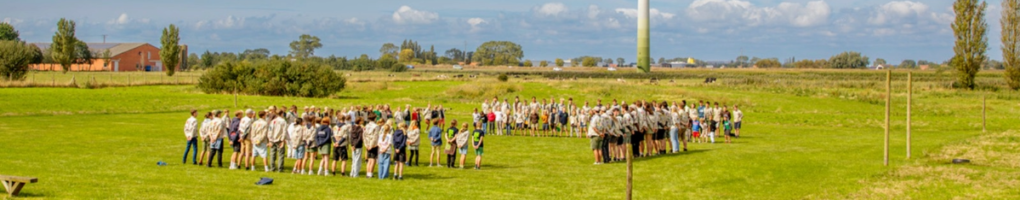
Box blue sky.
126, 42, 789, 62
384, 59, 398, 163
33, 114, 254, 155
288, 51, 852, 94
1, 0, 1007, 63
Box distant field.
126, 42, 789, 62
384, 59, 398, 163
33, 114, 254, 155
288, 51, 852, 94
0, 69, 1018, 199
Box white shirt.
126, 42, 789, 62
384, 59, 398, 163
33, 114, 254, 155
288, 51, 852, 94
587, 115, 601, 137
378, 129, 393, 153
734, 110, 743, 122
363, 122, 379, 148
251, 119, 269, 145
184, 116, 198, 139
239, 116, 253, 137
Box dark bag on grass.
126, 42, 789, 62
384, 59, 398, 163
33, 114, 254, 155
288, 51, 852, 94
256, 177, 273, 185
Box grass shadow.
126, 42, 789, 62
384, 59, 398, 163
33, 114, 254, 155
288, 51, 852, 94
402, 173, 452, 180
629, 149, 712, 163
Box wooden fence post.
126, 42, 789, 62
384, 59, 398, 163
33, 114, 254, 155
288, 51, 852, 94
907, 72, 912, 159
884, 70, 890, 166
626, 143, 633, 200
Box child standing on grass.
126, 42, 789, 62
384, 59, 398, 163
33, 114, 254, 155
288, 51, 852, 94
314, 117, 333, 176
288, 118, 305, 174
692, 118, 702, 143
349, 118, 364, 178
251, 111, 270, 171
723, 116, 733, 144
472, 122, 485, 170
540, 110, 550, 136
239, 110, 254, 170
445, 120, 459, 168
407, 121, 421, 167
332, 115, 350, 176
304, 117, 318, 175
393, 123, 408, 180
208, 110, 226, 168
363, 114, 380, 178
376, 121, 394, 180
199, 112, 212, 166
456, 123, 471, 169
428, 120, 443, 167
183, 110, 199, 165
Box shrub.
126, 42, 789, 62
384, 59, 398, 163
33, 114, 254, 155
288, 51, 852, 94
390, 63, 408, 72
0, 40, 42, 81
198, 60, 346, 98
497, 73, 509, 82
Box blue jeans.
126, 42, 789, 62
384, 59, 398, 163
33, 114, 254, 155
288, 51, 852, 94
183, 138, 198, 164
350, 148, 362, 177
378, 153, 391, 179
669, 128, 680, 152
482, 122, 488, 133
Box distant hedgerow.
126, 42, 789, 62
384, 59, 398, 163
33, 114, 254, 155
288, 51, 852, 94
198, 60, 346, 98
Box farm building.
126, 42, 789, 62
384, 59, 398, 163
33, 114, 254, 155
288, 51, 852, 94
29, 43, 175, 72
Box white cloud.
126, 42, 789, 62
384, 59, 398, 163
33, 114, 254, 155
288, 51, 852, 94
685, 0, 830, 27
467, 18, 487, 32
614, 8, 676, 19
214, 15, 244, 29
588, 5, 601, 19
392, 5, 439, 24
536, 2, 568, 16
3, 17, 24, 25
869, 1, 929, 25
107, 13, 149, 25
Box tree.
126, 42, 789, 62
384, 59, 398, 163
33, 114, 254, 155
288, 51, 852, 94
241, 48, 270, 60
658, 57, 665, 65
1004, 0, 1020, 89
899, 59, 917, 69
828, 51, 870, 69
952, 0, 988, 89
73, 40, 93, 67
735, 55, 749, 68
0, 41, 42, 80
398, 49, 415, 63
101, 49, 111, 69
200, 51, 214, 69
445, 48, 464, 62
755, 58, 782, 68
51, 18, 78, 73
875, 58, 887, 66
582, 57, 598, 67
604, 58, 613, 65
288, 34, 322, 59
617, 58, 625, 67
380, 43, 399, 59
160, 24, 181, 76
540, 60, 549, 67
0, 22, 18, 41
523, 60, 533, 67
429, 45, 437, 65
472, 41, 524, 66
555, 58, 564, 67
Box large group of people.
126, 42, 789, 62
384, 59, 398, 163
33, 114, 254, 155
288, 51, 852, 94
472, 96, 743, 164
180, 104, 488, 181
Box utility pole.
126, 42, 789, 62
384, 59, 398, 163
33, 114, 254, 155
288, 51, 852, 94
103, 35, 107, 43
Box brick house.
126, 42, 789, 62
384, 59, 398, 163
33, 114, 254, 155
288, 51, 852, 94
29, 43, 169, 72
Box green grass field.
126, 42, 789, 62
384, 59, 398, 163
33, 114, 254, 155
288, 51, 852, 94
0, 70, 1018, 199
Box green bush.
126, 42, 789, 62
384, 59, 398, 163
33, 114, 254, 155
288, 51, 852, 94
0, 40, 42, 81
390, 63, 408, 72
497, 73, 508, 82
198, 60, 346, 98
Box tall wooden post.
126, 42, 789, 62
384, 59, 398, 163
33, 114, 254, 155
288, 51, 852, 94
626, 143, 633, 200
884, 70, 890, 166
907, 72, 912, 159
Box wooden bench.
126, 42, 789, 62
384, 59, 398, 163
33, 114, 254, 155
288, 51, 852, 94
0, 175, 38, 196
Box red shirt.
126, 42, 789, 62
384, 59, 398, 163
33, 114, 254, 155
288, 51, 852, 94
487, 112, 496, 122
411, 111, 419, 121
